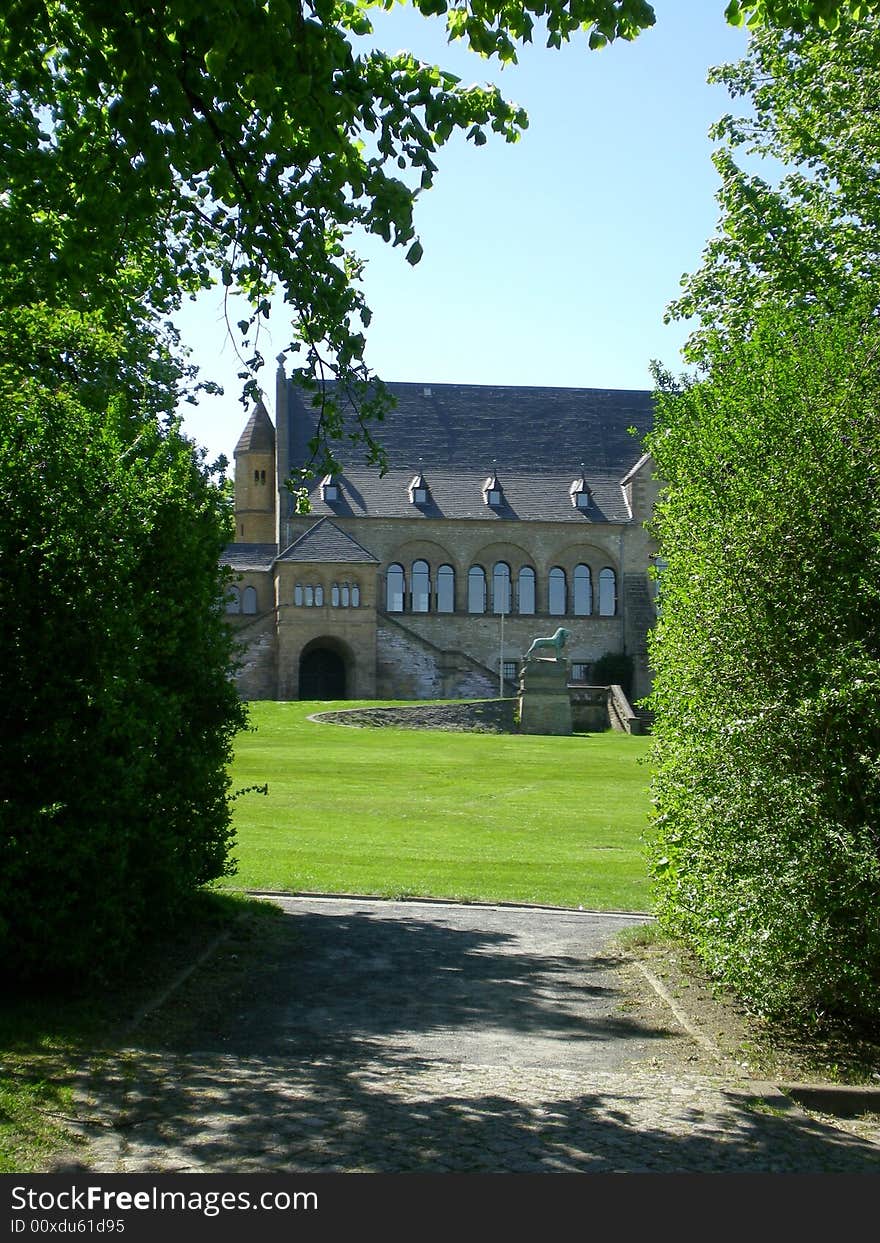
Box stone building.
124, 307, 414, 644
224, 365, 660, 703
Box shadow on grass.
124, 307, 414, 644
42, 901, 880, 1174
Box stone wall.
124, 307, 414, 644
312, 698, 517, 732
376, 617, 497, 700
230, 612, 277, 700
569, 686, 611, 732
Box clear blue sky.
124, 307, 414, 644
176, 1, 749, 467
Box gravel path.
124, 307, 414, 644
72, 896, 880, 1174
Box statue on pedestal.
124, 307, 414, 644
523, 626, 571, 662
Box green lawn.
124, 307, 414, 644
225, 701, 654, 911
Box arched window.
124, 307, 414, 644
331, 584, 340, 607
340, 583, 350, 607
294, 584, 303, 606
517, 566, 535, 615
411, 559, 430, 613
492, 562, 511, 615
599, 568, 617, 616
314, 585, 324, 606
386, 564, 405, 612
573, 564, 592, 617
549, 567, 567, 616
225, 586, 241, 614
351, 584, 360, 608
243, 586, 258, 615
304, 585, 314, 607
468, 565, 487, 614
437, 564, 455, 613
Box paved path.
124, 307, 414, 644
74, 896, 880, 1173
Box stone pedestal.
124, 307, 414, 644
518, 657, 573, 736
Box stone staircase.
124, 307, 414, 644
377, 612, 517, 700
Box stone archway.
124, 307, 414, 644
299, 640, 350, 699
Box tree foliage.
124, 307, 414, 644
646, 308, 880, 1024
667, 14, 880, 360
2, 0, 866, 478
0, 0, 656, 477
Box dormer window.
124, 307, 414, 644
483, 471, 504, 508
570, 470, 592, 511
321, 474, 339, 502
408, 472, 429, 506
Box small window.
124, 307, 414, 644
225, 586, 241, 614
468, 565, 487, 614
314, 585, 324, 606
253, 469, 260, 484
243, 586, 258, 615
502, 660, 517, 682
571, 662, 591, 683
340, 583, 350, 607
517, 566, 535, 615
570, 472, 591, 509
321, 474, 339, 502
304, 586, 314, 607
351, 584, 360, 608
387, 564, 405, 612
409, 473, 429, 506
411, 559, 430, 613
492, 562, 511, 615
484, 472, 503, 508
573, 564, 592, 617
331, 584, 340, 607
437, 564, 455, 613
549, 567, 567, 616
599, 567, 617, 617
294, 584, 303, 606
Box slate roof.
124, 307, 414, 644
283, 381, 652, 522
276, 518, 379, 564
302, 468, 633, 523
223, 543, 277, 571
234, 398, 276, 455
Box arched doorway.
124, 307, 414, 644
299, 643, 348, 699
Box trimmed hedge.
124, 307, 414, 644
0, 310, 246, 983
646, 309, 880, 1025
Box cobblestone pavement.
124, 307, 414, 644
71, 896, 880, 1174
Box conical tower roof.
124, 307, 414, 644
234, 399, 276, 455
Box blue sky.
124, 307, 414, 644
176, 1, 749, 466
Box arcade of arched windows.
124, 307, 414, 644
292, 580, 362, 608
384, 557, 619, 618
225, 584, 259, 615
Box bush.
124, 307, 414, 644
0, 309, 246, 983
646, 308, 880, 1025
592, 652, 634, 699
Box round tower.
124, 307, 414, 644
233, 399, 277, 543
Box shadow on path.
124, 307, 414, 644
66, 899, 880, 1174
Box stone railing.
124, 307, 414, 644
606, 683, 643, 735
